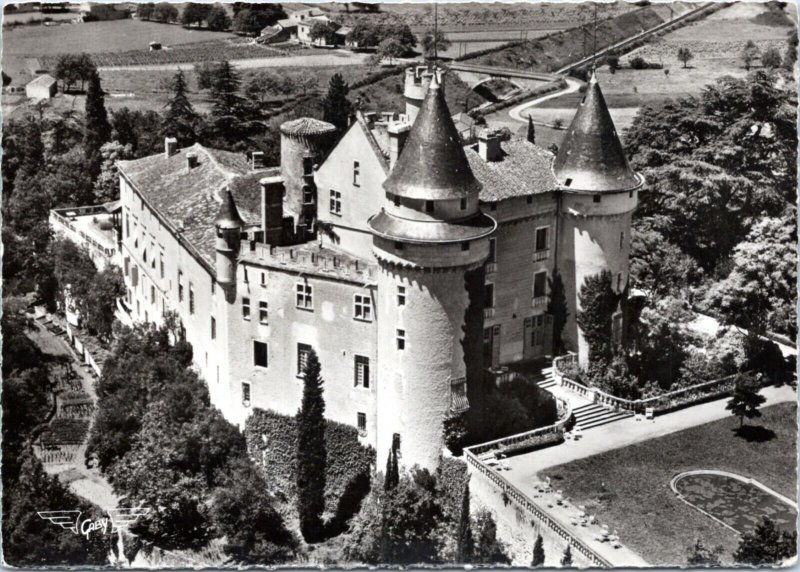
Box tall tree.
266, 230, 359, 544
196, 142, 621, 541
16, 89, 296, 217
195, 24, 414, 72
206, 4, 231, 31
472, 509, 509, 564
561, 544, 573, 566
546, 270, 568, 355
734, 516, 797, 566
162, 69, 199, 146
577, 271, 619, 365
741, 39, 760, 71
384, 445, 399, 492
526, 115, 536, 144
296, 349, 327, 542
726, 372, 767, 429
531, 533, 545, 566
677, 46, 694, 68
83, 70, 111, 180
422, 29, 451, 60
321, 73, 353, 134
207, 60, 258, 150
455, 485, 473, 562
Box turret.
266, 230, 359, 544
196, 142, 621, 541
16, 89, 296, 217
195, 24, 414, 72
403, 65, 445, 125
370, 74, 496, 471
214, 189, 244, 290
554, 71, 642, 367
279, 117, 337, 233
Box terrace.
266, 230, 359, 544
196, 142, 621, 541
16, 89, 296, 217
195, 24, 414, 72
50, 204, 120, 269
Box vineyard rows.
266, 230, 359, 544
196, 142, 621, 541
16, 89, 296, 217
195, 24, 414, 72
39, 41, 289, 69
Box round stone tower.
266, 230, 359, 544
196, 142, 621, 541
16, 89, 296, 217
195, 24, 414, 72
279, 117, 337, 230
553, 71, 642, 368
370, 75, 496, 472
214, 189, 244, 295
403, 65, 445, 125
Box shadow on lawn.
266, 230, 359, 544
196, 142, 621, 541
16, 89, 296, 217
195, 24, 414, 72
733, 425, 776, 443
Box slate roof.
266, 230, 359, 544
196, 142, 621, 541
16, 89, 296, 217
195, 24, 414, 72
384, 74, 482, 201
552, 72, 641, 193
118, 144, 272, 268
466, 138, 558, 201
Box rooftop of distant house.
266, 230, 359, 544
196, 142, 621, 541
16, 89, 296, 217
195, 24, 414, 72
118, 144, 275, 269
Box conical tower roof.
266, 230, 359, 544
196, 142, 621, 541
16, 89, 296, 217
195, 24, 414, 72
215, 188, 244, 229
553, 72, 640, 192
383, 74, 481, 200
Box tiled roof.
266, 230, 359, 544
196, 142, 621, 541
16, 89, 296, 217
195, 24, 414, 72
466, 138, 558, 201
118, 144, 271, 268
27, 74, 57, 88
280, 117, 337, 137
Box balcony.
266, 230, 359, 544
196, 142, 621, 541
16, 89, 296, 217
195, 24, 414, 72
532, 296, 547, 308
533, 249, 550, 262
484, 307, 496, 319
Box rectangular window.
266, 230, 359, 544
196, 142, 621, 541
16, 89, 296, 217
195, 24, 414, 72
211, 316, 216, 340
189, 284, 195, 314
178, 271, 184, 302
533, 270, 547, 299
330, 190, 342, 215
124, 257, 130, 277
397, 285, 406, 306
354, 294, 372, 321
297, 343, 312, 375
593, 194, 602, 203
254, 341, 268, 368
125, 214, 130, 238
425, 200, 434, 213
242, 382, 251, 404
243, 267, 249, 283
242, 297, 251, 320
211, 280, 216, 295
353, 161, 360, 187
460, 197, 467, 210
296, 282, 313, 310
485, 283, 494, 308
617, 272, 624, 292
397, 329, 406, 350
357, 412, 367, 433
261, 272, 266, 287
530, 314, 545, 346
488, 237, 497, 263
394, 195, 400, 207
303, 156, 314, 175
461, 242, 470, 252
303, 186, 314, 205
259, 301, 268, 325
159, 254, 164, 279
619, 232, 624, 250
354, 355, 370, 388
150, 285, 155, 304
535, 227, 549, 251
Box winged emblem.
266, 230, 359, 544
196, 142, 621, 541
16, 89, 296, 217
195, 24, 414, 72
37, 510, 81, 534
108, 507, 151, 532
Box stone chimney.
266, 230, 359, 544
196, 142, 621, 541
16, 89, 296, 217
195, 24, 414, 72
186, 152, 199, 170
165, 137, 178, 158
478, 130, 502, 162
260, 175, 285, 246
388, 122, 411, 169
362, 111, 377, 128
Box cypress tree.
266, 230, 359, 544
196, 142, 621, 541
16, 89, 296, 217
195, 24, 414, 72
455, 484, 473, 562
296, 349, 326, 542
532, 533, 545, 567
384, 444, 399, 492
526, 115, 536, 144
321, 73, 353, 134
162, 69, 198, 146
561, 544, 573, 566
84, 70, 111, 180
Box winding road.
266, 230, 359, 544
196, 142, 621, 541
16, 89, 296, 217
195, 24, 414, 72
507, 76, 583, 127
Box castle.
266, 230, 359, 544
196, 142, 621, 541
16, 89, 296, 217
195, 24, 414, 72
114, 65, 641, 470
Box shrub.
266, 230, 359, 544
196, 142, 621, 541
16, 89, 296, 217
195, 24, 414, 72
245, 408, 374, 528
629, 56, 662, 70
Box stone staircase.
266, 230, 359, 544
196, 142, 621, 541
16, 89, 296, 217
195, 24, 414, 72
572, 403, 634, 431
533, 366, 558, 390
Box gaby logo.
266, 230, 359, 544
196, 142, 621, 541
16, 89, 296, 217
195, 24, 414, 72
37, 508, 150, 539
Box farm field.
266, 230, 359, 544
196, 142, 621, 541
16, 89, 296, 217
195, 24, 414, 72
540, 402, 797, 566
501, 2, 796, 137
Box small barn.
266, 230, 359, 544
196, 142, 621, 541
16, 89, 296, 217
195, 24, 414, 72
26, 74, 57, 99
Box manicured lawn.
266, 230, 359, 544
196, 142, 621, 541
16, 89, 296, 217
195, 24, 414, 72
542, 402, 797, 566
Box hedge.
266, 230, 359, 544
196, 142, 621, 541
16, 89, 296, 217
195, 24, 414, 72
244, 408, 374, 528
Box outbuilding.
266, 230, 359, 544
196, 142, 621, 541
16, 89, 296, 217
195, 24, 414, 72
25, 74, 57, 99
